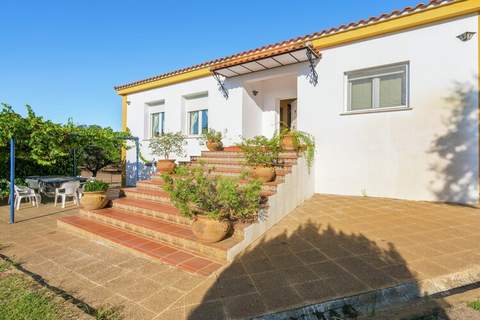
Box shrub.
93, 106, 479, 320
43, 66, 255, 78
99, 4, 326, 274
237, 135, 280, 167
83, 180, 109, 192
149, 132, 186, 160
201, 129, 222, 144
279, 129, 316, 170
162, 166, 262, 222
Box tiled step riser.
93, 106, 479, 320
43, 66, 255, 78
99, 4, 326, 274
112, 201, 192, 226
151, 174, 284, 185
123, 190, 170, 204
191, 157, 297, 166
80, 210, 229, 261
200, 151, 298, 158
144, 178, 279, 193
138, 181, 277, 193
189, 163, 292, 174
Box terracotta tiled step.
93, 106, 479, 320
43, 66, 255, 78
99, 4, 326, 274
191, 156, 297, 166
200, 151, 298, 159
57, 216, 223, 276
202, 166, 290, 177
138, 178, 277, 194
112, 197, 192, 226
148, 175, 280, 192
79, 208, 242, 261
122, 188, 170, 203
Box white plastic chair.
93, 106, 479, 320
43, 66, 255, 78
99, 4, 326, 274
54, 181, 80, 208
11, 184, 41, 210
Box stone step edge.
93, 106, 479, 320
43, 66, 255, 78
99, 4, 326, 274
112, 198, 192, 226
79, 209, 237, 262
137, 180, 278, 192
110, 201, 252, 241
57, 217, 223, 276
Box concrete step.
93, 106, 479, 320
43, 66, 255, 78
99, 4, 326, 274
78, 208, 241, 262
190, 157, 297, 166
122, 188, 170, 203
139, 177, 278, 193
112, 197, 192, 226
57, 216, 223, 276
137, 178, 277, 197
200, 151, 298, 159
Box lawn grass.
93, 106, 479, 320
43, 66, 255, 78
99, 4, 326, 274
0, 258, 122, 320
0, 272, 63, 320
467, 299, 480, 312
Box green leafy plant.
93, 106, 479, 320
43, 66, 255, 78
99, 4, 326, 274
279, 128, 315, 170
468, 300, 480, 311
201, 129, 222, 144
237, 135, 280, 167
149, 132, 186, 160
83, 180, 109, 192
162, 165, 262, 222
0, 104, 128, 180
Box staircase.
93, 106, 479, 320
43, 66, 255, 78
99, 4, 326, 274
58, 150, 314, 276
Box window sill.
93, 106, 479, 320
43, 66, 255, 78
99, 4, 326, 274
340, 106, 412, 116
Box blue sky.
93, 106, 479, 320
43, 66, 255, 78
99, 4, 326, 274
1, 0, 419, 130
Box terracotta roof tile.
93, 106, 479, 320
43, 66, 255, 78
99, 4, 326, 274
114, 0, 454, 91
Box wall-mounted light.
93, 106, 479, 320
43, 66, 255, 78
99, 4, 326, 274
457, 31, 476, 42
252, 90, 259, 96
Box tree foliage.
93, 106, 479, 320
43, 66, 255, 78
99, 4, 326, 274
0, 104, 128, 185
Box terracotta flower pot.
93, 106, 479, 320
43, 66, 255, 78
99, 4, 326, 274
252, 166, 276, 183
156, 159, 176, 173
81, 191, 108, 210
281, 134, 297, 151
206, 141, 223, 151
191, 215, 231, 243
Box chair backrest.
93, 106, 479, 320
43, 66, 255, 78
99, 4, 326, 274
13, 184, 33, 196
61, 181, 80, 195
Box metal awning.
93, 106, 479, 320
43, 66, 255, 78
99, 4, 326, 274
211, 46, 320, 78
211, 44, 320, 99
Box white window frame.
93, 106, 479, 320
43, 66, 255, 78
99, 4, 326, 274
145, 100, 165, 139
187, 109, 208, 137
183, 92, 209, 137
150, 111, 165, 138
343, 62, 410, 115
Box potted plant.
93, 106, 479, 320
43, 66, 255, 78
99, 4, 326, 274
149, 132, 186, 173
162, 166, 262, 243
202, 129, 223, 151
81, 180, 109, 210
279, 129, 316, 171
238, 136, 280, 183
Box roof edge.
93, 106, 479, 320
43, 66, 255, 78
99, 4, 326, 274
116, 0, 478, 96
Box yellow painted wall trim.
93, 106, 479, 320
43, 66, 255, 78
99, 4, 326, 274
116, 67, 211, 96
116, 0, 480, 96
121, 95, 128, 186
311, 0, 480, 49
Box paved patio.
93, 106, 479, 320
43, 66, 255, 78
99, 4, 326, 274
1, 194, 480, 319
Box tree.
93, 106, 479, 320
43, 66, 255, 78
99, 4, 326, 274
72, 125, 127, 177
0, 104, 128, 182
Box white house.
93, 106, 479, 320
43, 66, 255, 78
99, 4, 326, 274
116, 0, 480, 205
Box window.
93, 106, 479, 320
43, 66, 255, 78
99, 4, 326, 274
346, 63, 408, 112
189, 109, 208, 135
151, 112, 165, 137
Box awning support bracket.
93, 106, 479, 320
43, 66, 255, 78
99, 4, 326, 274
306, 47, 319, 86
213, 72, 229, 99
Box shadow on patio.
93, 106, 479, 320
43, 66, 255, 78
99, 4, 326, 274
188, 221, 450, 320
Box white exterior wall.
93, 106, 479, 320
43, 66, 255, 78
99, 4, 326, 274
125, 14, 479, 204
299, 14, 479, 204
